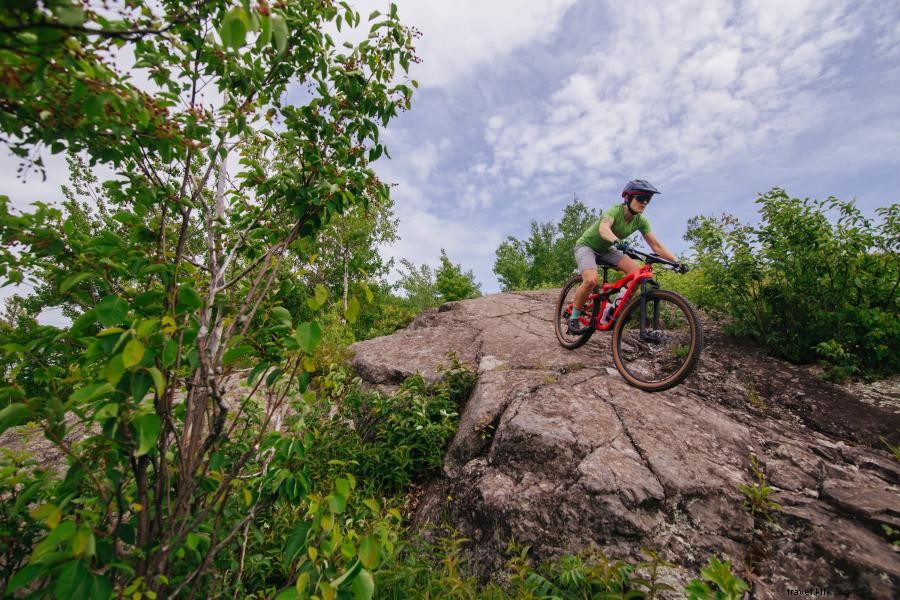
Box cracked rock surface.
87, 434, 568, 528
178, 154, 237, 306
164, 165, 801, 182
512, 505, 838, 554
350, 290, 900, 598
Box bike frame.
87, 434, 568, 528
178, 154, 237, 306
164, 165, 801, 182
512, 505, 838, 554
567, 248, 675, 335
589, 263, 657, 331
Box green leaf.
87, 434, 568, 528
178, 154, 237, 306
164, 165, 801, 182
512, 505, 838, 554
0, 403, 30, 435
133, 413, 161, 456
89, 574, 111, 600
162, 340, 178, 368
295, 321, 321, 354
71, 528, 95, 557
345, 297, 360, 324
131, 370, 153, 402
54, 6, 87, 26
177, 286, 203, 311
358, 535, 379, 569
351, 569, 374, 600
271, 306, 293, 327
147, 368, 166, 399
331, 559, 362, 588
223, 345, 254, 365
271, 13, 288, 54
284, 521, 312, 564
96, 296, 128, 327
257, 13, 272, 49
248, 362, 270, 386
55, 560, 90, 600
94, 403, 118, 421
69, 382, 113, 404
221, 7, 250, 49
327, 491, 346, 514
313, 283, 328, 308
13, 480, 44, 512
60, 272, 91, 293
274, 589, 299, 600
6, 564, 42, 595
102, 354, 125, 385
69, 309, 97, 338
122, 339, 145, 368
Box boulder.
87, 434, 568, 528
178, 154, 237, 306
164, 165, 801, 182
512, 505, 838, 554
350, 291, 900, 598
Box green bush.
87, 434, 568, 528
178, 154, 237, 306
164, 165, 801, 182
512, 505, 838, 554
685, 189, 899, 378
306, 357, 477, 492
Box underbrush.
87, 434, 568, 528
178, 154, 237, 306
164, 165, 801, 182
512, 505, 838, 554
1, 353, 750, 599
684, 190, 898, 381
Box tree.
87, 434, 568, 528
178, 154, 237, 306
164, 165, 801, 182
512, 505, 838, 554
396, 259, 439, 312
435, 248, 481, 302
306, 196, 399, 312
493, 196, 598, 290
0, 1, 416, 596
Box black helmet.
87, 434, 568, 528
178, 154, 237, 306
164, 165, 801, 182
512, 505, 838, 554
621, 179, 661, 198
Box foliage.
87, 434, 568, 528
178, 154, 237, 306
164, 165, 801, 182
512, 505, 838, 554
295, 194, 399, 315
0, 0, 417, 596
396, 249, 481, 312
395, 259, 440, 312
683, 556, 749, 600
737, 454, 782, 522
348, 282, 418, 340
493, 196, 599, 290
435, 249, 482, 302
685, 189, 899, 378
219, 472, 404, 600
306, 356, 477, 492
0, 450, 54, 594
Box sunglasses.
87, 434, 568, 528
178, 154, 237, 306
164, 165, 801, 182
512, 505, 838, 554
631, 194, 652, 204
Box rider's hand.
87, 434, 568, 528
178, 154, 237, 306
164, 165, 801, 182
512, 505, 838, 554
675, 262, 690, 274
614, 239, 631, 251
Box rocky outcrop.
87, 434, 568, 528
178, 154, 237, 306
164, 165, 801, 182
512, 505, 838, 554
350, 290, 900, 598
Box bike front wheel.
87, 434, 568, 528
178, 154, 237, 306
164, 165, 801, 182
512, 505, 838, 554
555, 274, 601, 349
611, 289, 703, 391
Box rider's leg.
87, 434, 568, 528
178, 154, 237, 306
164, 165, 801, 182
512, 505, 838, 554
615, 255, 641, 275
572, 268, 598, 311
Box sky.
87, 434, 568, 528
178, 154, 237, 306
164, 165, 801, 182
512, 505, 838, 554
358, 0, 900, 292
3, 0, 900, 304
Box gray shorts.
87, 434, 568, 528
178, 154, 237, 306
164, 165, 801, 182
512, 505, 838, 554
574, 245, 625, 273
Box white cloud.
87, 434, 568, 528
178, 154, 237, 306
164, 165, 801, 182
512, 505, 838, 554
480, 0, 866, 187
355, 0, 579, 89
379, 204, 503, 285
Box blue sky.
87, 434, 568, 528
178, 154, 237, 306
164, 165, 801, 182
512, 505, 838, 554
3, 0, 899, 302
359, 0, 900, 292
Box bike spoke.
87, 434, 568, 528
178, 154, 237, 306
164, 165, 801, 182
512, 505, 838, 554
614, 294, 697, 386
554, 275, 598, 349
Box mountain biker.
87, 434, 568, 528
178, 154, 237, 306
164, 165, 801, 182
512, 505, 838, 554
568, 179, 686, 334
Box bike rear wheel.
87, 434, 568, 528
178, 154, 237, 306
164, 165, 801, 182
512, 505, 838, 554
555, 274, 601, 349
611, 289, 702, 391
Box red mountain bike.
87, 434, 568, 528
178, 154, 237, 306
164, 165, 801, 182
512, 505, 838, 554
554, 248, 703, 391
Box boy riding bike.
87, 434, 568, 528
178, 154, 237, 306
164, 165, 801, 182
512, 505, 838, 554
568, 179, 687, 334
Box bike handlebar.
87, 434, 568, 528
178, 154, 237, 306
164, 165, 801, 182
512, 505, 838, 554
623, 247, 680, 269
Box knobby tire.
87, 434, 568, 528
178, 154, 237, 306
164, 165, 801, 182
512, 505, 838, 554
611, 289, 702, 391
554, 274, 601, 349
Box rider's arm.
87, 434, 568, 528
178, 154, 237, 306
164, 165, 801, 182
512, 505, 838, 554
598, 218, 619, 244
642, 232, 678, 262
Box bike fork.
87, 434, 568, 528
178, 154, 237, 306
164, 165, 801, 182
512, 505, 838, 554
637, 291, 662, 342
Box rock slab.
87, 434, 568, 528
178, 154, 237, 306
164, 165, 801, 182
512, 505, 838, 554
350, 291, 900, 598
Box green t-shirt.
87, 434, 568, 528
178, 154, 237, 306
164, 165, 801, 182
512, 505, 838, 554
575, 203, 652, 252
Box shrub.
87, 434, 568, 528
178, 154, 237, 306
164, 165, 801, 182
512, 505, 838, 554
306, 357, 477, 492
685, 189, 899, 378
